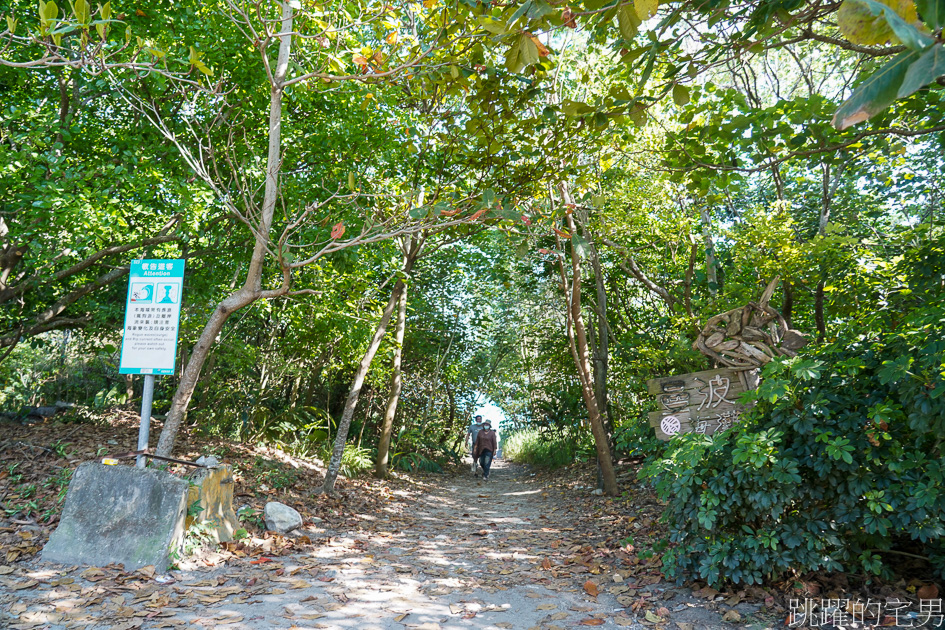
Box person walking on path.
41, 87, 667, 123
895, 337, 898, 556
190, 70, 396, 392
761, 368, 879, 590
466, 415, 485, 477
473, 420, 498, 481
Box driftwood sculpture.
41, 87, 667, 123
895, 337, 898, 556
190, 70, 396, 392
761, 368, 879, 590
694, 277, 808, 368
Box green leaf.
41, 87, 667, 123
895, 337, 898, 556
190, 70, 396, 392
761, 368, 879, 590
561, 99, 594, 116
832, 49, 921, 129
73, 0, 90, 24
41, 0, 59, 22
504, 35, 533, 73
898, 43, 945, 97
528, 0, 555, 20
617, 4, 641, 39
100, 1, 110, 20
508, 0, 533, 26
348, 171, 356, 191
916, 0, 945, 27
572, 232, 589, 259
877, 355, 914, 384
6, 16, 16, 34
479, 16, 508, 35
408, 206, 428, 219
791, 359, 824, 381
672, 84, 690, 106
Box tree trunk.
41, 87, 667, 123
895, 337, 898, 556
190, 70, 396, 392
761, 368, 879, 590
815, 162, 831, 344
700, 207, 718, 296
375, 281, 408, 478
815, 280, 826, 343
155, 2, 294, 458
322, 239, 421, 493
322, 278, 405, 493
559, 200, 618, 496
588, 243, 612, 438
783, 281, 793, 328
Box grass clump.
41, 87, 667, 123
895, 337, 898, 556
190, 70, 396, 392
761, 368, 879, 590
503, 428, 589, 468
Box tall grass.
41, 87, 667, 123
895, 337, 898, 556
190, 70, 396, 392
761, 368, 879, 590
503, 428, 592, 468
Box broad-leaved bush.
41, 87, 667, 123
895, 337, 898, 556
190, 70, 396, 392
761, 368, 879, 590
642, 232, 945, 586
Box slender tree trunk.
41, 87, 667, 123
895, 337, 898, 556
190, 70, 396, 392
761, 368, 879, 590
558, 200, 618, 496
322, 278, 405, 493
357, 387, 374, 449
288, 374, 302, 409
375, 282, 408, 478
700, 207, 718, 296
322, 238, 422, 493
588, 244, 612, 437
155, 2, 294, 458
588, 246, 613, 491
815, 162, 831, 343
815, 281, 826, 343
783, 281, 793, 328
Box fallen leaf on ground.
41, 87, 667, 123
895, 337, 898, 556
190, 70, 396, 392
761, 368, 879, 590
583, 580, 599, 597
579, 619, 605, 626
644, 610, 663, 623
918, 584, 939, 600
722, 610, 741, 622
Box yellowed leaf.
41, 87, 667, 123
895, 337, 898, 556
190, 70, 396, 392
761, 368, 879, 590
645, 610, 664, 623
634, 0, 658, 20
837, 0, 918, 46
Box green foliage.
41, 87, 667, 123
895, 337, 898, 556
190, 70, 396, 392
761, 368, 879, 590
319, 444, 373, 478
392, 451, 443, 473
182, 520, 216, 556
642, 233, 945, 586
834, 0, 944, 128
503, 427, 594, 468
236, 505, 264, 532
245, 456, 299, 490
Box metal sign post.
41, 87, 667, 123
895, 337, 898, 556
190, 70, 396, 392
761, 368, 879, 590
119, 260, 186, 467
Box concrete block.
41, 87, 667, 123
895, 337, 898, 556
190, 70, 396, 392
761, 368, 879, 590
186, 463, 240, 543
42, 462, 188, 572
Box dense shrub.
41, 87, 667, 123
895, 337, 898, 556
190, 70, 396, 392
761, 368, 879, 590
642, 235, 945, 586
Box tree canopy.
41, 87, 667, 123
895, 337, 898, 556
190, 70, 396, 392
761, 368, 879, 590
1, 0, 944, 584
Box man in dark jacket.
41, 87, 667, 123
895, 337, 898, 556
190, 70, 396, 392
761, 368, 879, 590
473, 420, 498, 481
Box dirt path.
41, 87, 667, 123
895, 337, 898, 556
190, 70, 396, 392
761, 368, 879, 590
2, 457, 768, 630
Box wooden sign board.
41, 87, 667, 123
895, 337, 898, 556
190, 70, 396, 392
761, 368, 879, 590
645, 368, 759, 440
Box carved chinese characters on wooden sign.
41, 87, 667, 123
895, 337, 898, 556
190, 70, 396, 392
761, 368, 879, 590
645, 368, 759, 441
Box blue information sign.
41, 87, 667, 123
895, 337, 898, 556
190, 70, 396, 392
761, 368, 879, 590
119, 259, 185, 375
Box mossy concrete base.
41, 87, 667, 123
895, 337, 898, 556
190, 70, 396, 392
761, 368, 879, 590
42, 462, 188, 572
